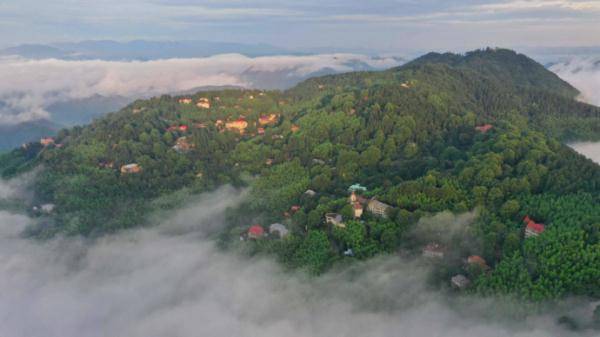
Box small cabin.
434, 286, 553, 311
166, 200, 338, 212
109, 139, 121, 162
269, 223, 289, 239
40, 137, 55, 147
257, 127, 265, 135
291, 125, 300, 133
304, 189, 316, 197
524, 216, 545, 238
178, 98, 193, 104
467, 255, 490, 270
325, 213, 345, 228
173, 137, 193, 153
248, 225, 265, 239
197, 98, 211, 109
475, 124, 493, 133
258, 114, 278, 126
225, 118, 248, 133
120, 163, 141, 174
422, 243, 445, 259
451, 274, 470, 290
352, 202, 363, 219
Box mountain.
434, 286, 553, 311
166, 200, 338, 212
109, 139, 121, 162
0, 120, 60, 151
1, 48, 599, 301
0, 40, 295, 60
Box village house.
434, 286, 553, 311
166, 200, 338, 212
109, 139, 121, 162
291, 125, 300, 133
193, 123, 207, 129
178, 98, 193, 104
524, 216, 545, 238
225, 118, 248, 133
290, 205, 301, 213
349, 191, 368, 205
304, 189, 317, 197
422, 243, 445, 259
40, 137, 55, 146
99, 161, 114, 169
451, 274, 471, 290
248, 225, 265, 239
197, 98, 211, 109
269, 223, 289, 239
325, 213, 345, 228
475, 124, 493, 133
352, 202, 364, 218
367, 198, 392, 218
467, 255, 490, 270
172, 137, 193, 153
120, 163, 141, 174
257, 127, 265, 135
258, 114, 278, 126
312, 158, 326, 165
265, 158, 273, 166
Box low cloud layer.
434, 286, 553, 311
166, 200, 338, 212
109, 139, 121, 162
550, 56, 600, 106
0, 54, 401, 125
0, 185, 594, 337
570, 142, 600, 164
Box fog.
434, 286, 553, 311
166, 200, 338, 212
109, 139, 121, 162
570, 142, 600, 165
0, 54, 401, 125
550, 57, 600, 106
0, 184, 595, 337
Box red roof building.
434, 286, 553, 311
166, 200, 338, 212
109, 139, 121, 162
475, 124, 493, 133
248, 225, 265, 239
524, 216, 545, 238
290, 205, 301, 213
467, 255, 489, 269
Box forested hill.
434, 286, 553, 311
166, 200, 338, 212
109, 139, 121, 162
1, 48, 599, 302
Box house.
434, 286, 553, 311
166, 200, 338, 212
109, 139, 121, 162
451, 275, 470, 290
312, 158, 326, 165
367, 198, 392, 218
325, 213, 345, 228
352, 202, 364, 218
344, 248, 354, 257
304, 189, 317, 197
269, 223, 289, 238
248, 225, 265, 239
524, 216, 545, 238
99, 161, 114, 169
467, 255, 490, 270
258, 114, 278, 126
40, 137, 55, 146
173, 137, 193, 153
121, 164, 141, 174
349, 191, 368, 205
194, 123, 207, 129
178, 98, 193, 104
401, 82, 411, 89
290, 205, 301, 213
291, 125, 300, 133
197, 98, 211, 109
475, 124, 493, 133
40, 203, 55, 214
265, 158, 273, 166
422, 243, 445, 259
257, 127, 265, 135
225, 118, 248, 133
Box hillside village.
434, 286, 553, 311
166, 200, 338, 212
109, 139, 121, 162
2, 49, 599, 301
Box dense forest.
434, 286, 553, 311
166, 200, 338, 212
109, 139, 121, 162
1, 48, 599, 302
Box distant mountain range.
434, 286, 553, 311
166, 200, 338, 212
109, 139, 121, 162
0, 40, 298, 61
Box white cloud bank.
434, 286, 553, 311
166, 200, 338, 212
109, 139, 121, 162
550, 56, 600, 106
0, 54, 402, 125
0, 186, 594, 337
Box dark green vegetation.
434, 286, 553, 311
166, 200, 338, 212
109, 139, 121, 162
1, 48, 599, 301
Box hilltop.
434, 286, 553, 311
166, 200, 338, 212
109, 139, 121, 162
1, 48, 599, 301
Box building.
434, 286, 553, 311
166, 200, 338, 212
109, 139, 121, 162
349, 191, 368, 205
258, 114, 278, 126
367, 199, 392, 218
172, 137, 193, 153
475, 124, 493, 133
40, 203, 55, 214
120, 163, 141, 174
269, 223, 289, 238
304, 189, 316, 197
467, 255, 490, 270
348, 184, 367, 193
290, 205, 301, 213
178, 98, 193, 104
352, 202, 364, 218
265, 158, 273, 166
40, 137, 55, 146
451, 275, 471, 290
524, 216, 545, 238
225, 118, 248, 133
257, 127, 265, 135
291, 125, 300, 133
325, 213, 345, 228
248, 225, 265, 239
197, 98, 211, 109
422, 243, 445, 259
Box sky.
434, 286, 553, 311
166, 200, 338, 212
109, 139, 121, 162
1, 0, 600, 52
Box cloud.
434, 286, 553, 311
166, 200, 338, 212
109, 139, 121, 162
0, 185, 594, 337
550, 56, 600, 106
569, 142, 600, 164
0, 54, 402, 125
